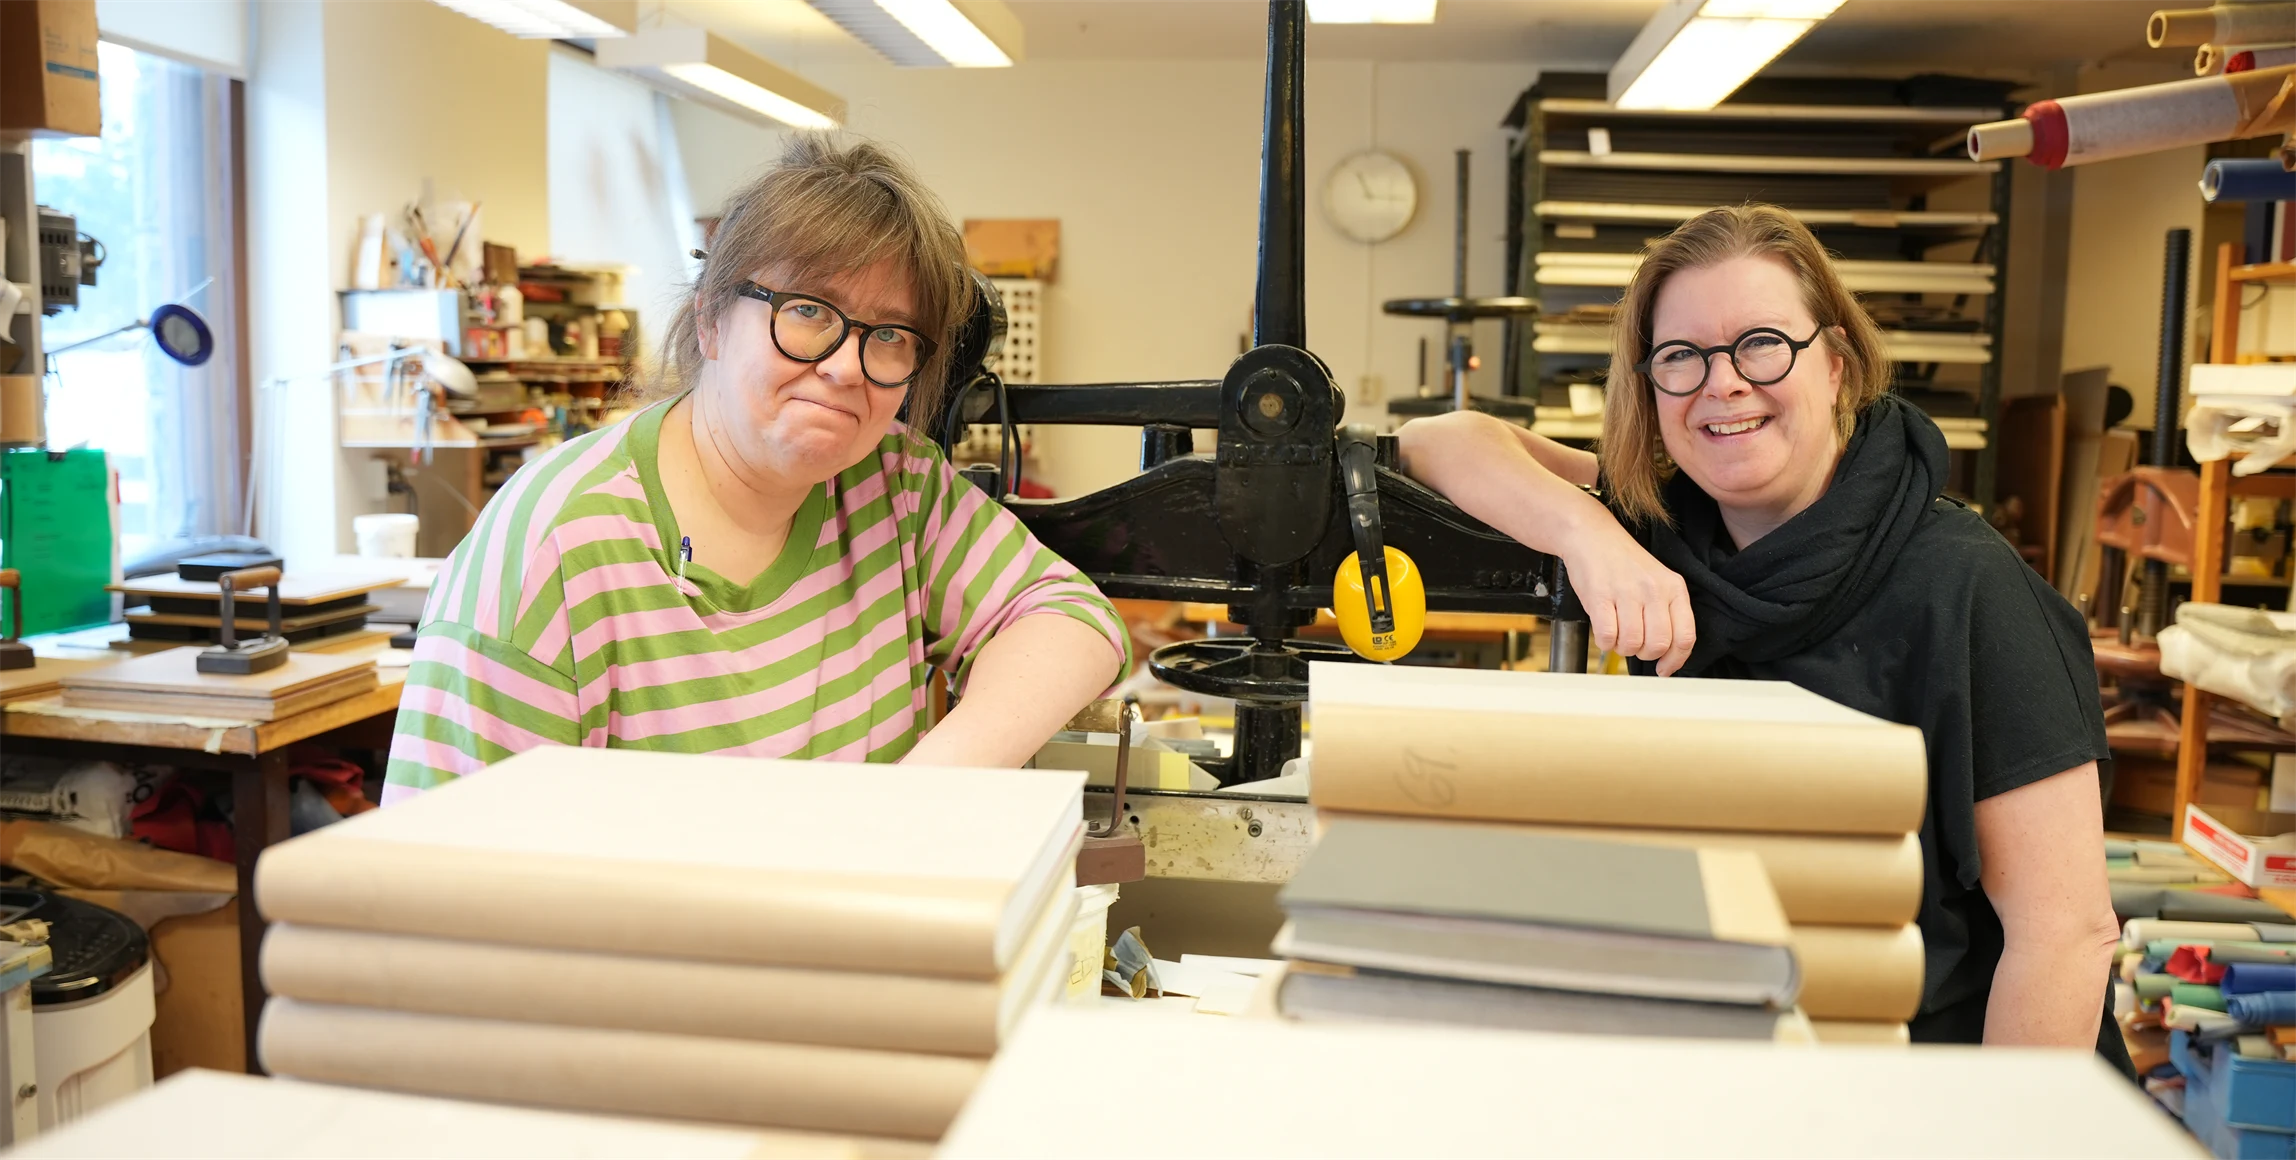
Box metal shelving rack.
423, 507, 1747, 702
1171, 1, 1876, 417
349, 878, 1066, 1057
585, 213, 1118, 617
1501, 72, 2018, 504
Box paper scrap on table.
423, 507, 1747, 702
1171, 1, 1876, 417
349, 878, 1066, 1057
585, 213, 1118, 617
1180, 954, 1281, 977
1103, 927, 1162, 999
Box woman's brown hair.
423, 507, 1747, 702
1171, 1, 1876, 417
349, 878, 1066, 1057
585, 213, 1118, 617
1599, 204, 1893, 526
643, 133, 973, 426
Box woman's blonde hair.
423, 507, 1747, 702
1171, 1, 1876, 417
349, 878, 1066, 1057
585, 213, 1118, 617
644, 134, 972, 426
1599, 204, 1893, 527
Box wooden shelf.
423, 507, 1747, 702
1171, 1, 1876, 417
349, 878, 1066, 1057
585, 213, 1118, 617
1533, 201, 1997, 230
1531, 322, 1990, 363
1533, 252, 1995, 295
1536, 98, 2003, 124
2230, 261, 2296, 284
1537, 150, 1994, 177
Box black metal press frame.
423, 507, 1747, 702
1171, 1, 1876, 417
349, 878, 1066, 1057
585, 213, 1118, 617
938, 2, 1587, 786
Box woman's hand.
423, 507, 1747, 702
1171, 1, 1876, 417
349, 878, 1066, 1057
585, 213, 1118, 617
1563, 515, 1697, 676
1397, 411, 1694, 675
902, 614, 1123, 768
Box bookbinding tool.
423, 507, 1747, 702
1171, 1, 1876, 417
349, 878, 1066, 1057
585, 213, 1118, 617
0, 569, 31, 671
937, 1, 1588, 786
196, 566, 290, 675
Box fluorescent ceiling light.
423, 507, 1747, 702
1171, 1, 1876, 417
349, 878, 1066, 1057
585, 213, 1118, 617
428, 0, 633, 39
806, 0, 1024, 68
598, 28, 846, 129
1307, 0, 1439, 23
1609, 0, 1846, 110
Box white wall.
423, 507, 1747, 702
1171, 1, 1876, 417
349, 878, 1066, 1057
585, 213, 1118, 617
669, 58, 1532, 497
2058, 60, 2209, 434
247, 0, 552, 559
546, 49, 699, 343
98, 0, 248, 78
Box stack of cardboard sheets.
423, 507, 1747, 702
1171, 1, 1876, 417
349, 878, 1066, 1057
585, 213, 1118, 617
58, 647, 378, 721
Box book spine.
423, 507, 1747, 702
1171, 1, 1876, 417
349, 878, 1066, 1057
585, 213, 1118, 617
1310, 705, 1926, 835
259, 924, 1007, 1056
255, 837, 1009, 979
1789, 924, 1925, 1022
257, 999, 985, 1141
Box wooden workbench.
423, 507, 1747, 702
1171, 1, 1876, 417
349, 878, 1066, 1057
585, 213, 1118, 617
1, 638, 406, 1074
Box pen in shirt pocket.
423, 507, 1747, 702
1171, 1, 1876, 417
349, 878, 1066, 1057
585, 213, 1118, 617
679, 536, 692, 581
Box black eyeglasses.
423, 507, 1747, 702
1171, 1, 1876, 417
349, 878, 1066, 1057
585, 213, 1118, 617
738, 282, 937, 389
1635, 326, 1821, 397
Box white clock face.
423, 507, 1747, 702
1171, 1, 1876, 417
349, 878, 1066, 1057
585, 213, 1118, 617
1323, 150, 1418, 244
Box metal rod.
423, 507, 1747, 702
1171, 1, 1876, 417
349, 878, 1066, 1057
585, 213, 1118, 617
1453, 149, 1470, 299
1549, 619, 1588, 673
1252, 1, 1306, 350
2152, 228, 2191, 469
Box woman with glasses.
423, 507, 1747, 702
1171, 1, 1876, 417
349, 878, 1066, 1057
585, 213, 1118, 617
1398, 206, 2125, 1067
386, 136, 1126, 795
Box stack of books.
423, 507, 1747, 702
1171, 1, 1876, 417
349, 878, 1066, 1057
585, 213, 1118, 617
1306, 663, 1931, 1041
1274, 815, 1801, 1038
252, 746, 1084, 1147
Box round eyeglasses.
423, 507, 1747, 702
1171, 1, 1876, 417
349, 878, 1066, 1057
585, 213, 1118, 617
739, 281, 937, 389
1635, 326, 1821, 397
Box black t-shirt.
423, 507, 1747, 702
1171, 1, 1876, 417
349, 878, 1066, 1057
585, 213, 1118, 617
1636, 495, 2116, 1047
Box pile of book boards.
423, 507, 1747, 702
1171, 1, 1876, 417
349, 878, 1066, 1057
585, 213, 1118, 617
251, 747, 1087, 1153
1277, 663, 1930, 1042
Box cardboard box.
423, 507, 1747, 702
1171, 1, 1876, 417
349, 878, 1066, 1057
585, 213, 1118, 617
2182, 803, 2296, 890
0, 0, 100, 138
963, 219, 1059, 281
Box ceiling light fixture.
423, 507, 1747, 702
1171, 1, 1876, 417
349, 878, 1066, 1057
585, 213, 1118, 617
427, 0, 633, 39
1306, 0, 1438, 23
1609, 0, 1845, 110
597, 28, 846, 129
805, 0, 1024, 68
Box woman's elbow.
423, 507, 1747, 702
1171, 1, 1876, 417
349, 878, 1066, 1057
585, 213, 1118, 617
1396, 411, 1495, 481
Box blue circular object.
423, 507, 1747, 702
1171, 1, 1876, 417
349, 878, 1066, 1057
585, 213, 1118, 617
149, 302, 213, 367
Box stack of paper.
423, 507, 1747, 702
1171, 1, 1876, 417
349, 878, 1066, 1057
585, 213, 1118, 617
1274, 816, 1801, 1040
253, 747, 1085, 1145
60, 647, 378, 721
1308, 663, 1929, 1039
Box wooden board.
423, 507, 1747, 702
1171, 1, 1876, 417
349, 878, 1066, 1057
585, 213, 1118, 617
62, 668, 381, 722
125, 604, 380, 633
1998, 394, 2066, 583
1, 676, 405, 756
0, 656, 119, 705
109, 571, 406, 606
60, 646, 377, 700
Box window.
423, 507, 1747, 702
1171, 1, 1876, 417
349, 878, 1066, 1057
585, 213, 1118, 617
34, 41, 241, 563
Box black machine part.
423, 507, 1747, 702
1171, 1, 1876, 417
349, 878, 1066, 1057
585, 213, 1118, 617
0, 568, 32, 671
934, 2, 1588, 785
0, 888, 150, 1006
196, 565, 290, 675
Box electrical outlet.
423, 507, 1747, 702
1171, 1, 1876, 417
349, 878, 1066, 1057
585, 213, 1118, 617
1357, 373, 1384, 404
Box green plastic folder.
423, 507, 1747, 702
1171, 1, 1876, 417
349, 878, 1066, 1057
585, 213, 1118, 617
0, 449, 113, 636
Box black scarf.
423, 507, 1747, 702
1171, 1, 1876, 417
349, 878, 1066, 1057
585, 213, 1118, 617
1639, 393, 1950, 678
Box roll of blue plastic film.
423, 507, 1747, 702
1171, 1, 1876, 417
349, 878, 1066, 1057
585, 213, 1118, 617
2200, 157, 2296, 202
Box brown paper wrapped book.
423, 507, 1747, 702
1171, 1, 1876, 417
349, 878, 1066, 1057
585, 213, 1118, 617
1315, 811, 1922, 928
1307, 664, 1926, 835
1790, 924, 1925, 1022
259, 1000, 987, 1141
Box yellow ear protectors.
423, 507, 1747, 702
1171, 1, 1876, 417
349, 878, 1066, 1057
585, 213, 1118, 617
1334, 545, 1426, 662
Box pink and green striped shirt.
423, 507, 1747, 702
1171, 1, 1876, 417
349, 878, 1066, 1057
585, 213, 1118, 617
384, 398, 1127, 800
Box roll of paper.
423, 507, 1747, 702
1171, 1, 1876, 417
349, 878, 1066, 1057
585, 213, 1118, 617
2202, 157, 2296, 202
2150, 4, 2296, 48
2227, 45, 2296, 73
2123, 918, 2262, 950
1967, 65, 2296, 169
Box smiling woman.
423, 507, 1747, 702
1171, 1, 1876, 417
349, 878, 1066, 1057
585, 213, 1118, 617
1396, 205, 2126, 1071
386, 135, 1128, 796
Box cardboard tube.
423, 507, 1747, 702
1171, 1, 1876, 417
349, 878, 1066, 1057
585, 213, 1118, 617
2150, 4, 2296, 48
1987, 66, 2296, 169
2201, 156, 2296, 202
2197, 44, 2227, 75
1967, 117, 2035, 160
2229, 45, 2296, 73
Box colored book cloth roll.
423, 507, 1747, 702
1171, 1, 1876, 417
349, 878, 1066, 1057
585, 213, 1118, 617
2222, 963, 2296, 995
2137, 974, 2178, 1000
2146, 939, 2296, 963
2167, 945, 2228, 984
2172, 983, 2228, 1012
2201, 157, 2296, 202
2225, 990, 2296, 1026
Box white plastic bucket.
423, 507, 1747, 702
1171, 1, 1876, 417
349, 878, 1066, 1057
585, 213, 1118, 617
353, 513, 420, 558
1065, 883, 1120, 1004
